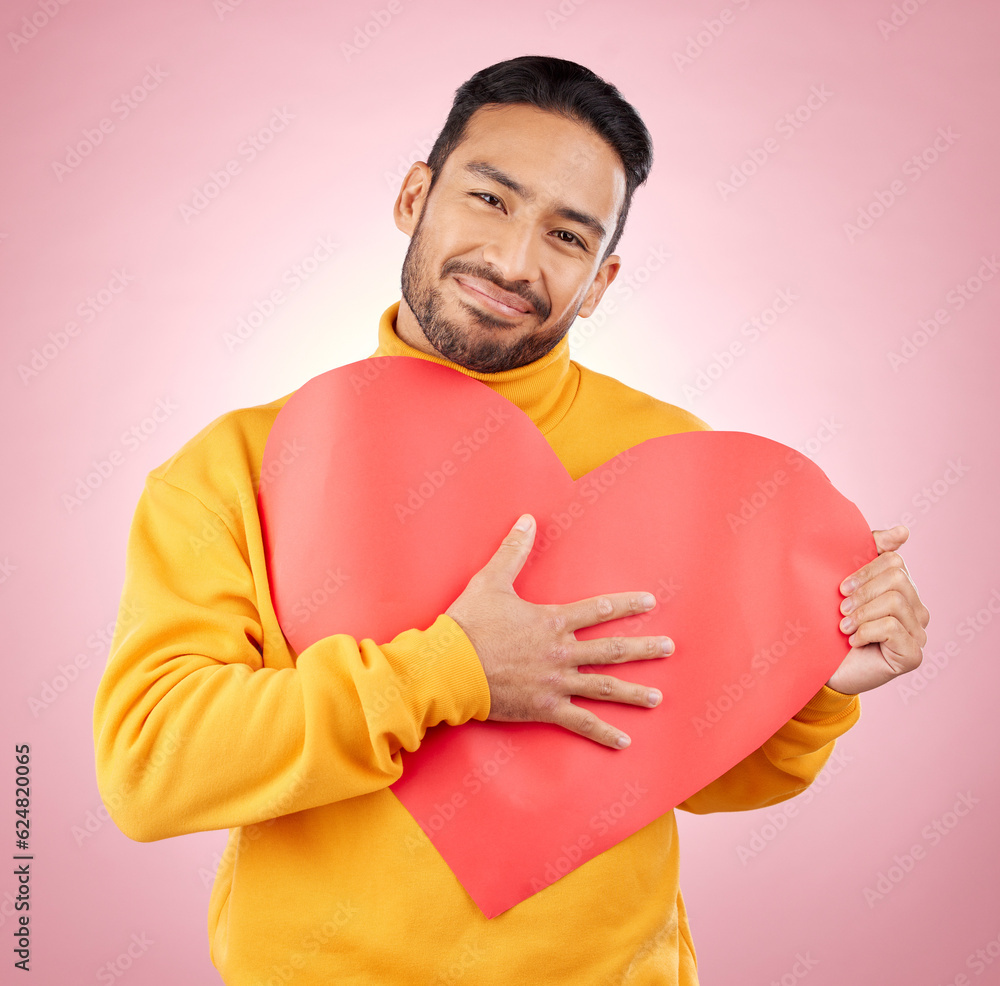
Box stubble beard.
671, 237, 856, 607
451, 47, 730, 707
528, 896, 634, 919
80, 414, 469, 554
399, 210, 580, 373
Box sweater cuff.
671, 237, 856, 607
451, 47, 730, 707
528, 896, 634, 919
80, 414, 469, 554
380, 613, 491, 733
794, 683, 860, 724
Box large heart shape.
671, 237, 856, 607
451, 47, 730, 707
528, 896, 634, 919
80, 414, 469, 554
258, 356, 875, 917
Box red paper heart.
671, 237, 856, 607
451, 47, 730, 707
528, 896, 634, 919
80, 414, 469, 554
258, 356, 875, 917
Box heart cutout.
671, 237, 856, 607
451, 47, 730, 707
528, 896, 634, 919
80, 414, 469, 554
258, 355, 875, 917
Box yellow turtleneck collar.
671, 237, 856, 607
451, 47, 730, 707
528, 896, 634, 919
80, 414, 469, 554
369, 301, 580, 435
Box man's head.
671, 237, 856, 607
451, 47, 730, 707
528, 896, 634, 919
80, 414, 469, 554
394, 55, 653, 373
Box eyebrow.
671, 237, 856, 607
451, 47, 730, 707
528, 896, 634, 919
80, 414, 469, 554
463, 161, 608, 245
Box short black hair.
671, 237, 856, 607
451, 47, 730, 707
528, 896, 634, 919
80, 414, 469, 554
425, 55, 653, 264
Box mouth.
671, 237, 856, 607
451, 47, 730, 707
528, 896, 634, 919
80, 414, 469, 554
452, 274, 534, 318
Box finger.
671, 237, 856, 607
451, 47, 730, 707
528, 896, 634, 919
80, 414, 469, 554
844, 616, 923, 673
569, 670, 663, 709
842, 526, 909, 590
563, 590, 658, 633
873, 524, 909, 554
549, 701, 633, 750
482, 514, 536, 587
574, 633, 674, 665
841, 587, 927, 645
841, 560, 922, 620
841, 546, 909, 595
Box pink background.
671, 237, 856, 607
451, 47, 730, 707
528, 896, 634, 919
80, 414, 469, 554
2, 0, 997, 982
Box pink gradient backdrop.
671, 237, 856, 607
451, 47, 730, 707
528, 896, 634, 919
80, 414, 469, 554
2, 0, 997, 982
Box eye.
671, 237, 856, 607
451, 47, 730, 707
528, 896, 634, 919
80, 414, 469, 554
553, 229, 584, 249
471, 191, 504, 210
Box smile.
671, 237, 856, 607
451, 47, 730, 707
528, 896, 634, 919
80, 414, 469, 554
453, 275, 533, 318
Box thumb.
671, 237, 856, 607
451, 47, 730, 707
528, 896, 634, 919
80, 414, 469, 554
484, 513, 536, 587
874, 524, 909, 554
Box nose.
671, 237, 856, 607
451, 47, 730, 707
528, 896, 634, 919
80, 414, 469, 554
481, 216, 542, 285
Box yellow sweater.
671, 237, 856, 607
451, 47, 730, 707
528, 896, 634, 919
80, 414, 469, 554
94, 301, 860, 985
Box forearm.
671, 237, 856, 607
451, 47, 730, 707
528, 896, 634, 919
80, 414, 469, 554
93, 475, 490, 842
677, 684, 859, 814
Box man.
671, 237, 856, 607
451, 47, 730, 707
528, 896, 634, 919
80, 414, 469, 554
93, 56, 929, 984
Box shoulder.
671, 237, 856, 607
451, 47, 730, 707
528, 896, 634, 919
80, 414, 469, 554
148, 391, 295, 506
574, 361, 712, 434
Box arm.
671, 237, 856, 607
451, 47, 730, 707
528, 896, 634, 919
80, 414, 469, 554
677, 684, 859, 814
93, 473, 491, 843
680, 523, 929, 814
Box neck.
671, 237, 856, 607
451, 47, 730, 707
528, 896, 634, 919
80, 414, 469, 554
370, 301, 579, 434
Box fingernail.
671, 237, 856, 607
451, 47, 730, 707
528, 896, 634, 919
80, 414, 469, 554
648, 690, 662, 706
640, 593, 656, 608
661, 638, 674, 655
617, 734, 631, 749
514, 514, 532, 531
841, 578, 858, 594
840, 616, 855, 632
841, 597, 854, 614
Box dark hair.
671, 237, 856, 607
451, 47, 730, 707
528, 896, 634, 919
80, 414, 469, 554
425, 55, 653, 263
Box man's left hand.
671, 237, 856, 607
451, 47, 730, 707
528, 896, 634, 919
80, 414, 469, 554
825, 524, 930, 696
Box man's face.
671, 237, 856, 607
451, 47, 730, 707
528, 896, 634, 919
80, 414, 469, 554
394, 103, 626, 373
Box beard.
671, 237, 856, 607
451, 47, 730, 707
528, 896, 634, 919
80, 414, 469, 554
400, 209, 581, 373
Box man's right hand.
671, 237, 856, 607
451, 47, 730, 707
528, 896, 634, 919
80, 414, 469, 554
445, 513, 672, 750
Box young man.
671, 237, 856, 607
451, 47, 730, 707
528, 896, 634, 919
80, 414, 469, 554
94, 56, 929, 984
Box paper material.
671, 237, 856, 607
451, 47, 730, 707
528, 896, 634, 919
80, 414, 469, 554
259, 355, 876, 917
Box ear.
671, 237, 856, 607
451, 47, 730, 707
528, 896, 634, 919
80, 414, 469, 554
393, 162, 434, 236
577, 255, 621, 318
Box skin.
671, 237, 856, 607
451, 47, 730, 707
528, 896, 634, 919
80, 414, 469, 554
392, 103, 930, 749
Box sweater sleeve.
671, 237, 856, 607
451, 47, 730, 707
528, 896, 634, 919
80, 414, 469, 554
93, 473, 492, 843
676, 685, 860, 814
